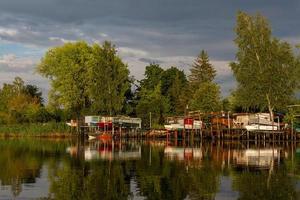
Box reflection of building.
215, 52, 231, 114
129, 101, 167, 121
232, 149, 284, 169
164, 147, 202, 161
66, 141, 141, 161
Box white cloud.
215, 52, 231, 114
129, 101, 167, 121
118, 47, 149, 57
0, 27, 18, 37
0, 54, 37, 71
49, 37, 76, 43
0, 54, 16, 63
211, 60, 232, 77
99, 33, 108, 37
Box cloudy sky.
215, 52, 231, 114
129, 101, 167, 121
0, 0, 300, 97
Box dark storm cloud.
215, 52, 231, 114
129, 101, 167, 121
0, 0, 299, 97
1, 0, 300, 57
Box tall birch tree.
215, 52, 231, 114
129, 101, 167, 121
230, 11, 300, 120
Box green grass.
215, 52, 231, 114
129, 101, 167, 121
0, 122, 74, 137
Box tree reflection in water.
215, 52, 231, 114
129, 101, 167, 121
0, 139, 300, 199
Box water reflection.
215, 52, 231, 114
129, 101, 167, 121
67, 140, 141, 161
0, 139, 299, 199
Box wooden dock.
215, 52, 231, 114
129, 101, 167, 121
149, 128, 299, 142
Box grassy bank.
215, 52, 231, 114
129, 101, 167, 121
0, 122, 75, 138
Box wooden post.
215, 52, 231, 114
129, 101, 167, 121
292, 119, 294, 141
149, 112, 152, 130
112, 124, 115, 138
247, 131, 249, 140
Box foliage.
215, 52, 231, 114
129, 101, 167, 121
188, 50, 221, 113
161, 67, 188, 114
190, 82, 221, 112
136, 83, 170, 128
232, 167, 296, 200
139, 63, 164, 91
37, 41, 130, 117
136, 63, 188, 127
0, 138, 73, 198
37, 42, 91, 117
136, 64, 188, 127
230, 11, 300, 116
87, 42, 130, 115
0, 122, 71, 136
0, 77, 46, 124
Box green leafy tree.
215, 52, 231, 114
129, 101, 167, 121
230, 11, 300, 120
37, 41, 130, 117
136, 83, 169, 128
190, 82, 221, 112
37, 41, 92, 118
161, 67, 188, 114
87, 41, 130, 115
24, 85, 43, 105
139, 64, 164, 91
136, 64, 188, 125
0, 77, 44, 124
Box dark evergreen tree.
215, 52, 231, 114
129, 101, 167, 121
189, 50, 216, 90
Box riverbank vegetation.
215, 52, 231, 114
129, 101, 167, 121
0, 11, 299, 130
0, 122, 71, 137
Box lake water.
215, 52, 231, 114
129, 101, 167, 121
0, 138, 299, 200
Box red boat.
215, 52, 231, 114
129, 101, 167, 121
97, 133, 112, 141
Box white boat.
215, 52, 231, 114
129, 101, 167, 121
88, 135, 96, 140
245, 113, 279, 131
164, 124, 184, 130
245, 124, 278, 131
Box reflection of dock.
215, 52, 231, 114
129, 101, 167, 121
162, 141, 292, 171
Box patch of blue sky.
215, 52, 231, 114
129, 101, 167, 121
0, 41, 45, 58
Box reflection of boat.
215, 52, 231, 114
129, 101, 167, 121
88, 146, 141, 161
88, 135, 96, 140
232, 149, 283, 169
97, 133, 112, 141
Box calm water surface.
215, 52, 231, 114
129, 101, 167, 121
0, 138, 299, 200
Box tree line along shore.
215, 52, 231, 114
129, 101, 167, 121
0, 11, 299, 136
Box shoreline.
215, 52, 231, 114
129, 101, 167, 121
0, 132, 77, 138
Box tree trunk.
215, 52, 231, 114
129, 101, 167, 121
266, 94, 274, 122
